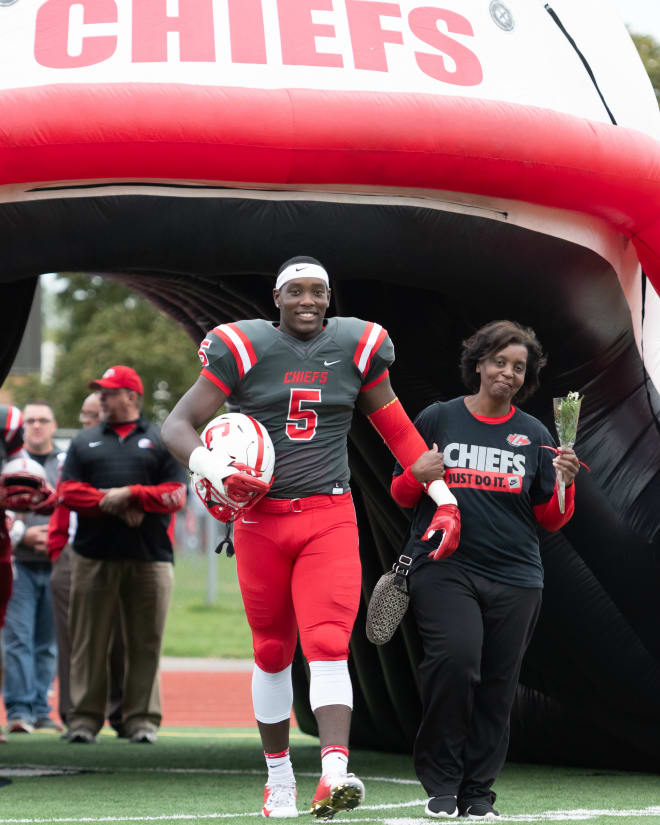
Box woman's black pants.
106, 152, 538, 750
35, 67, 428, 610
408, 561, 542, 806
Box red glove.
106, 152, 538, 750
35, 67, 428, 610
224, 471, 272, 503
421, 504, 461, 560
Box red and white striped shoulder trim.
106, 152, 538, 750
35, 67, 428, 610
353, 322, 388, 377
211, 323, 258, 378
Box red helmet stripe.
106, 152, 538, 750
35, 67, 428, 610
246, 416, 265, 472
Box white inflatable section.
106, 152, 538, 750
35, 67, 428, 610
0, 0, 657, 135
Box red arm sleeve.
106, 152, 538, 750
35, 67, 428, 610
533, 483, 575, 531
128, 482, 187, 514
367, 398, 428, 468
59, 480, 104, 515
391, 466, 425, 509
47, 504, 71, 562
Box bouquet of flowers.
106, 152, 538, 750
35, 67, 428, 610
552, 392, 583, 513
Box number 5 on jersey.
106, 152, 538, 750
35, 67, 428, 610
287, 389, 321, 440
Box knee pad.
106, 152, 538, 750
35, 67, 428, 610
308, 659, 353, 712
308, 623, 349, 661
252, 664, 293, 724
254, 638, 289, 674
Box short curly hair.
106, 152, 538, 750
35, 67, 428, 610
460, 320, 547, 404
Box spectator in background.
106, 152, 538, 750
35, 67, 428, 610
48, 392, 125, 737
3, 400, 62, 734
60, 367, 186, 744
0, 404, 24, 743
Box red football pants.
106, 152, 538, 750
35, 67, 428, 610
233, 493, 361, 673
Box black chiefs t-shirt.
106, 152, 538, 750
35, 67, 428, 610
394, 397, 558, 588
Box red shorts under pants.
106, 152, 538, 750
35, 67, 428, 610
233, 492, 360, 673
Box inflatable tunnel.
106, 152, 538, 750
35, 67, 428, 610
1, 0, 660, 770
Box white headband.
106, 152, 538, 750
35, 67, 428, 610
276, 262, 329, 290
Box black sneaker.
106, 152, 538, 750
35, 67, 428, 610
424, 795, 458, 818
34, 717, 64, 732
463, 801, 500, 819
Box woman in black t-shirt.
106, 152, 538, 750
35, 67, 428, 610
391, 320, 580, 820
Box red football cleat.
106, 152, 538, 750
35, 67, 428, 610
310, 774, 365, 819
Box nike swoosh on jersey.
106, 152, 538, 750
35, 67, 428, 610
323, 359, 342, 366
241, 518, 259, 524
88, 441, 102, 447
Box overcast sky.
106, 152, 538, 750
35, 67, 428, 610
613, 0, 660, 41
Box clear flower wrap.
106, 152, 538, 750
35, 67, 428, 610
552, 392, 583, 513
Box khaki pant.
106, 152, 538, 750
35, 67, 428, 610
68, 553, 173, 736
50, 545, 125, 729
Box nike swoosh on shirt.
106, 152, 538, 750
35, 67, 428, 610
241, 518, 259, 524
323, 359, 341, 367
88, 441, 102, 448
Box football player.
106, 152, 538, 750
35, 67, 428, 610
162, 256, 461, 818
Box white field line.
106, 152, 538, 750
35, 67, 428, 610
0, 766, 419, 785
4, 809, 660, 824
3, 802, 660, 824
2, 767, 660, 824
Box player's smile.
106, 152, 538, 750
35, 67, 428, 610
274, 276, 331, 340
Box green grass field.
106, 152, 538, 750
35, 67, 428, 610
19, 553, 654, 823
0, 728, 659, 823
163, 549, 252, 659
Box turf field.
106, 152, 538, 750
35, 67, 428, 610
3, 555, 657, 822
0, 728, 659, 824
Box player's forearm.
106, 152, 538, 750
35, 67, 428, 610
391, 467, 424, 508
367, 398, 457, 507
161, 417, 203, 466
162, 375, 228, 465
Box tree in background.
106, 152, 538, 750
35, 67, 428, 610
8, 273, 201, 428
632, 33, 660, 106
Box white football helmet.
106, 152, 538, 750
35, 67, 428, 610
192, 413, 275, 522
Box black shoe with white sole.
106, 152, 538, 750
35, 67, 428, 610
424, 795, 458, 818
462, 801, 500, 819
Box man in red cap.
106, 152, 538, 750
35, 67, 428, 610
59, 366, 187, 744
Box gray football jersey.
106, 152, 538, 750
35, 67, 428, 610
199, 318, 394, 498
